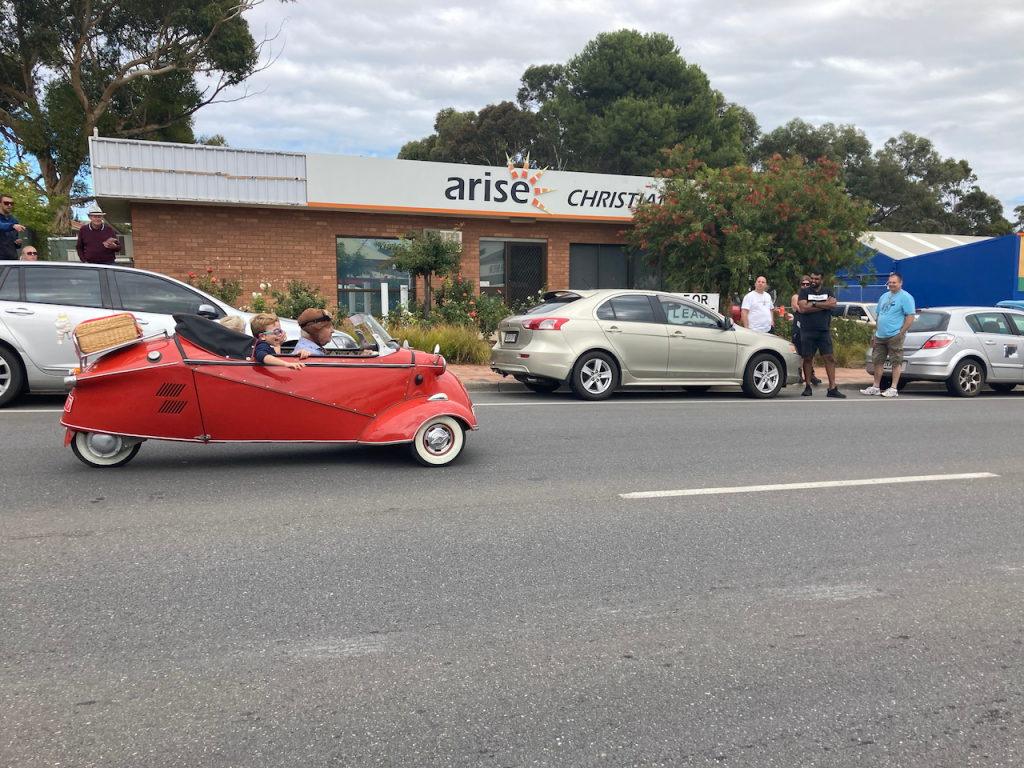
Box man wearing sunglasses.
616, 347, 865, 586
0, 194, 26, 260
19, 246, 38, 261
790, 275, 820, 386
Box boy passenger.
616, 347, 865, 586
249, 313, 307, 370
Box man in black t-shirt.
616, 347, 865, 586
796, 270, 845, 398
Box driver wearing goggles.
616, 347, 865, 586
294, 309, 334, 356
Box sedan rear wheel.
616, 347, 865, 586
946, 358, 984, 397
570, 351, 618, 401
742, 353, 783, 399
411, 415, 465, 467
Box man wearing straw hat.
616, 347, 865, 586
75, 203, 121, 264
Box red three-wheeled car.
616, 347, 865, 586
61, 313, 477, 467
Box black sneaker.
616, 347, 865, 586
811, 376, 822, 385
827, 387, 847, 399
802, 385, 813, 396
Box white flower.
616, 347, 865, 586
252, 291, 262, 298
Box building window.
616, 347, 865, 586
336, 237, 410, 317
479, 239, 545, 306
569, 244, 660, 290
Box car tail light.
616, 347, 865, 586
522, 317, 569, 331
922, 333, 954, 349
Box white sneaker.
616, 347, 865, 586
860, 385, 881, 395
881, 387, 899, 398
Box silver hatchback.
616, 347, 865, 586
865, 307, 1024, 396
490, 290, 802, 399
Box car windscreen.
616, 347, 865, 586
909, 311, 949, 333
519, 295, 582, 315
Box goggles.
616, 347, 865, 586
299, 313, 332, 328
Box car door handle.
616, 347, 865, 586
136, 318, 149, 325
605, 326, 622, 334
985, 340, 996, 345
4, 308, 33, 315
671, 331, 686, 337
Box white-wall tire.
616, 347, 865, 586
410, 416, 465, 467
70, 432, 142, 468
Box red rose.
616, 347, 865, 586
188, 272, 195, 278
470, 312, 477, 317
207, 267, 213, 273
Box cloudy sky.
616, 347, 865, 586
194, 0, 1024, 216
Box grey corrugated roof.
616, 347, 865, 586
859, 231, 991, 260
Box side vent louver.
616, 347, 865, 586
156, 383, 186, 397
157, 400, 188, 415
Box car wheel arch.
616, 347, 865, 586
745, 347, 787, 380
0, 339, 28, 390
571, 346, 622, 379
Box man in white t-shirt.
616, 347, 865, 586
741, 276, 774, 333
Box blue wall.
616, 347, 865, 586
837, 234, 1023, 308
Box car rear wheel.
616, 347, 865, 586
742, 353, 783, 399
989, 383, 1017, 393
70, 432, 142, 468
0, 345, 25, 408
946, 358, 984, 397
570, 351, 618, 401
410, 415, 465, 467
517, 377, 560, 393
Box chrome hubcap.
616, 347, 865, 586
86, 433, 123, 458
753, 360, 779, 393
0, 356, 9, 395
581, 359, 612, 394
423, 424, 454, 456
959, 364, 981, 393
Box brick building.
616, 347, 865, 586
92, 137, 663, 314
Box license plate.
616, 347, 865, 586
882, 361, 892, 371
503, 331, 518, 344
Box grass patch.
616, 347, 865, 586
387, 323, 490, 365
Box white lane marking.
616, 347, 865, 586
620, 472, 999, 499
0, 409, 65, 413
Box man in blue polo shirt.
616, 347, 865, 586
862, 273, 916, 398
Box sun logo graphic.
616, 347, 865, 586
506, 154, 555, 214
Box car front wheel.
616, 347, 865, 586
410, 415, 465, 467
570, 351, 618, 401
946, 358, 984, 397
742, 353, 783, 398
0, 345, 25, 408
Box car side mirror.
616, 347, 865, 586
719, 317, 733, 330
197, 304, 218, 319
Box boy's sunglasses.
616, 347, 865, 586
262, 329, 285, 335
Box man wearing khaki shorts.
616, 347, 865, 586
862, 273, 916, 398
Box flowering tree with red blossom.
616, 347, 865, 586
626, 147, 873, 310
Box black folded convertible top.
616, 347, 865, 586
172, 313, 255, 360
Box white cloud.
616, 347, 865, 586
193, 0, 1024, 215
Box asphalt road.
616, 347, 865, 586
3, 388, 1024, 767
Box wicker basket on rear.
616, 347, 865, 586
74, 313, 142, 354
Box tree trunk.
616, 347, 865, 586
422, 274, 432, 319
52, 203, 74, 237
